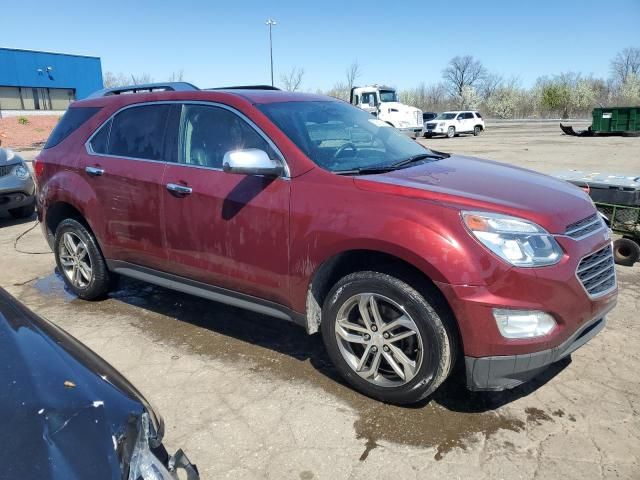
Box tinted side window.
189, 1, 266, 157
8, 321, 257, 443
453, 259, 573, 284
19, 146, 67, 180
180, 104, 276, 169
456, 113, 464, 120
89, 118, 112, 154
109, 105, 171, 161
44, 107, 100, 149
475, 112, 483, 119
464, 112, 474, 119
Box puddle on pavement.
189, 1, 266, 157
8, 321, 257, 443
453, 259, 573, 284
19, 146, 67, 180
26, 275, 562, 460
32, 271, 77, 302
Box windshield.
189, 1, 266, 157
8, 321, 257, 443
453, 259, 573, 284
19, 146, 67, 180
435, 113, 457, 120
379, 90, 398, 102
259, 101, 433, 173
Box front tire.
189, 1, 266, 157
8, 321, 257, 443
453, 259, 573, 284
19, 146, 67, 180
613, 237, 640, 266
54, 218, 112, 300
446, 126, 455, 138
321, 271, 455, 405
9, 199, 35, 219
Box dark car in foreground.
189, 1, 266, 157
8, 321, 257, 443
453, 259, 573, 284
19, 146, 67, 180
36, 83, 617, 405
0, 147, 35, 219
0, 287, 198, 480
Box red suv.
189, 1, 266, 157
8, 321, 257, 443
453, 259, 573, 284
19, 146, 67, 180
35, 83, 618, 404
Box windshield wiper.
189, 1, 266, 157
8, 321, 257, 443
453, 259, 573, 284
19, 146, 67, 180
388, 152, 449, 169
334, 151, 450, 176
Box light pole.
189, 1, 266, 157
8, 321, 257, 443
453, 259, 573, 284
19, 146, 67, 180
266, 18, 277, 87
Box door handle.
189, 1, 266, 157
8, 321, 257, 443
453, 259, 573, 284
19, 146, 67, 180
85, 166, 104, 177
166, 183, 193, 196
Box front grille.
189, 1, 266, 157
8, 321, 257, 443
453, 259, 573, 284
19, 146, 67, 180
576, 244, 616, 297
426, 123, 436, 129
565, 213, 602, 238
0, 164, 15, 177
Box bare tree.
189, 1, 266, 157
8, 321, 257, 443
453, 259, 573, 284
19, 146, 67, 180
130, 73, 154, 84
610, 47, 640, 84
168, 70, 184, 82
442, 55, 487, 103
346, 60, 362, 91
102, 71, 129, 88
479, 72, 503, 101
280, 67, 305, 92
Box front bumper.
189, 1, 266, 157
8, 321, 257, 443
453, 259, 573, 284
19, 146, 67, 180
465, 311, 610, 391
0, 173, 35, 211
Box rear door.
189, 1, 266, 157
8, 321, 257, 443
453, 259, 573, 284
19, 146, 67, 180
161, 103, 291, 305
80, 103, 174, 269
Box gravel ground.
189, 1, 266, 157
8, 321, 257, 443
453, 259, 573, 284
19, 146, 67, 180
2, 122, 639, 479
0, 115, 58, 149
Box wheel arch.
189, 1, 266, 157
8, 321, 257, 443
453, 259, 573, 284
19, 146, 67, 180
304, 249, 461, 349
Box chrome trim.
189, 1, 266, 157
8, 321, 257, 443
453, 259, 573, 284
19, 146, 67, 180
575, 243, 617, 300
84, 100, 291, 178
563, 214, 605, 241
166, 183, 193, 195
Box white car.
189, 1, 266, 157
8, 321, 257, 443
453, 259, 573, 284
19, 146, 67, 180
423, 111, 485, 138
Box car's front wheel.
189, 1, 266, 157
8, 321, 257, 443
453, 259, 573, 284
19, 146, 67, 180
9, 199, 35, 219
446, 126, 455, 138
321, 271, 455, 404
54, 218, 112, 300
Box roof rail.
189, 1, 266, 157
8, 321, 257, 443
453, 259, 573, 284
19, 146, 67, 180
87, 82, 199, 98
206, 85, 281, 91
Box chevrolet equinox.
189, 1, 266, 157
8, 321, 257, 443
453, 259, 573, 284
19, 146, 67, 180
35, 83, 618, 404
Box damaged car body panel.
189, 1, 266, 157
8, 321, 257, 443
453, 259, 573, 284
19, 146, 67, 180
0, 288, 198, 480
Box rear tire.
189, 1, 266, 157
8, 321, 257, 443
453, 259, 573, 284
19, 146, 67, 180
447, 126, 455, 138
54, 218, 112, 300
613, 237, 640, 266
473, 125, 482, 136
321, 271, 455, 405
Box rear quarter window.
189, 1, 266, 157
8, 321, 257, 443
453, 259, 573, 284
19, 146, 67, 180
44, 107, 101, 149
475, 112, 483, 118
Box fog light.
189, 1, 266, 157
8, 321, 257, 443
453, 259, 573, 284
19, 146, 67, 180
493, 309, 556, 338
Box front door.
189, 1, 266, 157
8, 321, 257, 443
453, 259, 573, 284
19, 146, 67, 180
161, 103, 290, 306
79, 103, 174, 270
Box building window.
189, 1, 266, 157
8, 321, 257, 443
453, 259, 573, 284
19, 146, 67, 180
0, 87, 76, 111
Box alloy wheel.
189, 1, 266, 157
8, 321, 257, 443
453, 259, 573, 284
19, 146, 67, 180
334, 293, 423, 387
58, 232, 93, 289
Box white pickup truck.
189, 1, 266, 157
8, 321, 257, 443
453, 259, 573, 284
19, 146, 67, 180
350, 85, 423, 137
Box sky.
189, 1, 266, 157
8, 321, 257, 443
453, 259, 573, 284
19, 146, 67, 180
2, 0, 639, 91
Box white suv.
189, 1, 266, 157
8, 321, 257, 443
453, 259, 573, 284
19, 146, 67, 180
424, 111, 485, 138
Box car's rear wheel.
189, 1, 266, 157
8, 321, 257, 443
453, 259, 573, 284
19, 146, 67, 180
473, 125, 482, 136
321, 271, 455, 405
447, 126, 455, 138
613, 237, 640, 266
54, 218, 112, 300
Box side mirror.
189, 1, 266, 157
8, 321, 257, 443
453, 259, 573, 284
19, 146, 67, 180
222, 149, 284, 177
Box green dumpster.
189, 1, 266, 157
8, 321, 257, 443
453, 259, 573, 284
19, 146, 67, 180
591, 106, 640, 134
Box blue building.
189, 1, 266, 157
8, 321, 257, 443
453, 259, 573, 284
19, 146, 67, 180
0, 48, 103, 111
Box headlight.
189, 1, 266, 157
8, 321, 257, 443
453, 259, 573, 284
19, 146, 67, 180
493, 309, 556, 338
13, 163, 31, 180
128, 413, 174, 480
438, 122, 445, 127
462, 211, 563, 267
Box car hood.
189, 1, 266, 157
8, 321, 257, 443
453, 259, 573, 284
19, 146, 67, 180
0, 288, 160, 480
353, 155, 595, 233
380, 101, 420, 113
0, 147, 22, 166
